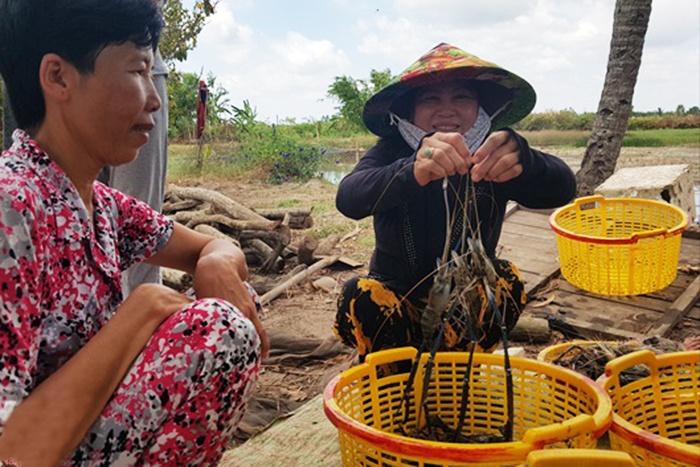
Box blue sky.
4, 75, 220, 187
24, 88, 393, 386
179, 0, 700, 123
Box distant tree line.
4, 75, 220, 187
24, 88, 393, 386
513, 108, 700, 132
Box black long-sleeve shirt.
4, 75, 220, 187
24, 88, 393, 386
336, 129, 577, 298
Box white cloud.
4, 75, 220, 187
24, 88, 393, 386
179, 0, 699, 120
392, 0, 536, 26
184, 3, 254, 68
270, 32, 349, 72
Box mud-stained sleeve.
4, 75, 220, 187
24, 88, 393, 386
0, 186, 43, 433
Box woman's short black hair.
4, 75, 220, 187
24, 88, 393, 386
0, 0, 163, 130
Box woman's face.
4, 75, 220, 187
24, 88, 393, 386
66, 42, 161, 167
412, 80, 479, 134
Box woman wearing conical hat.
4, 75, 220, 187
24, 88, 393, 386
334, 43, 576, 362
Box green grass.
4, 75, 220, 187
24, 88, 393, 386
519, 130, 590, 147
167, 128, 699, 180
519, 128, 699, 148
623, 128, 700, 147
167, 142, 248, 180
275, 198, 302, 208
309, 133, 378, 150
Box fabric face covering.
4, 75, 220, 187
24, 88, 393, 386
392, 106, 492, 153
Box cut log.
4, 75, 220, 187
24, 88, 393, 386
248, 239, 284, 272
252, 208, 314, 230
168, 185, 273, 224
260, 255, 340, 305
193, 224, 241, 248
162, 267, 191, 292
509, 316, 551, 344
169, 208, 210, 224
315, 234, 340, 256
644, 275, 700, 338
240, 230, 286, 246
260, 214, 291, 274
164, 190, 182, 203
187, 214, 279, 233
243, 248, 261, 266
162, 199, 201, 213
271, 264, 308, 292
288, 215, 314, 230
248, 238, 274, 258
297, 235, 319, 266
253, 207, 313, 219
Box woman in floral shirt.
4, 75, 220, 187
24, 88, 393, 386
0, 0, 269, 465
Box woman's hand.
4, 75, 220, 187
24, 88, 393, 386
193, 247, 270, 358
148, 226, 270, 359
413, 130, 522, 186
413, 132, 471, 186
471, 130, 522, 183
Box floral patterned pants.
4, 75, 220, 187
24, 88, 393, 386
67, 297, 261, 466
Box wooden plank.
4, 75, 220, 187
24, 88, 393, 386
559, 280, 700, 319
505, 210, 553, 229
529, 289, 667, 335
521, 269, 564, 298
546, 315, 646, 341
645, 275, 700, 337
679, 237, 700, 265
498, 246, 559, 265
509, 210, 549, 228
502, 259, 558, 280
518, 206, 556, 216
220, 393, 339, 466
499, 229, 559, 247
520, 270, 547, 293
498, 209, 561, 296
647, 274, 698, 301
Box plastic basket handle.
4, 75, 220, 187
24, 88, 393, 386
630, 227, 672, 241
523, 413, 601, 446
364, 347, 417, 367
603, 349, 657, 379
572, 195, 605, 209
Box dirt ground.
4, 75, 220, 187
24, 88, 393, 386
173, 146, 699, 441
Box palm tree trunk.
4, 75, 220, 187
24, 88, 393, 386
576, 0, 653, 196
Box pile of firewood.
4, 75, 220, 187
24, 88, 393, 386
163, 184, 324, 269
162, 185, 356, 303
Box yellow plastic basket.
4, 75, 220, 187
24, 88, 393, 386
537, 340, 620, 364
537, 341, 648, 381
598, 350, 700, 466
549, 195, 688, 296
324, 347, 612, 466
521, 449, 635, 466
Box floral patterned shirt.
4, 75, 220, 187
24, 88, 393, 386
0, 130, 173, 432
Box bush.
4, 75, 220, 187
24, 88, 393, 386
238, 125, 327, 184
627, 114, 700, 130
515, 110, 595, 131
